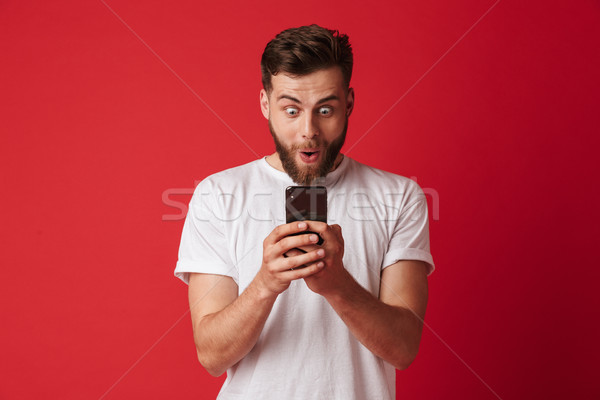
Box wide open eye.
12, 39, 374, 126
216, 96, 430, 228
285, 107, 299, 116
318, 106, 332, 116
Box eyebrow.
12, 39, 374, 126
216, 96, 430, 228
276, 94, 340, 105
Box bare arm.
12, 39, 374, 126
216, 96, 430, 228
188, 273, 275, 377
188, 222, 326, 376
323, 260, 428, 370
302, 222, 429, 370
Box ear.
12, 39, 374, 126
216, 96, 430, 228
345, 87, 355, 117
260, 89, 270, 120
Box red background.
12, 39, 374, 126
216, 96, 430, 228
1, 0, 599, 399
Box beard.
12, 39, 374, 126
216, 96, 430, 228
269, 118, 347, 185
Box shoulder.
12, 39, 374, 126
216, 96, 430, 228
343, 157, 425, 204
194, 158, 264, 194
186, 159, 268, 215
189, 159, 262, 218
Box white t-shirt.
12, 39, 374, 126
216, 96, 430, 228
175, 155, 434, 400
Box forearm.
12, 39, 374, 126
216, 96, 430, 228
324, 275, 424, 370
193, 281, 277, 376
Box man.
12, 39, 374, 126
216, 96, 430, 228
175, 24, 434, 399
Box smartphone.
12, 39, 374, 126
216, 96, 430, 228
285, 186, 327, 245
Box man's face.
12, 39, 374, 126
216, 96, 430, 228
260, 67, 354, 185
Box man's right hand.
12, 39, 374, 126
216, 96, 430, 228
255, 221, 326, 296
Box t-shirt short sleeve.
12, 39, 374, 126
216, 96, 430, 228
174, 180, 238, 285
382, 187, 435, 276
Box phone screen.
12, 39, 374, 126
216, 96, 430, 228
285, 186, 327, 224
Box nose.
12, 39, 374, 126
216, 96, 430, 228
301, 113, 319, 139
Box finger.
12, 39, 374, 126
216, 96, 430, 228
283, 248, 307, 258
321, 223, 343, 243
279, 253, 326, 277
279, 248, 325, 272
302, 221, 338, 243
274, 233, 321, 256
302, 221, 329, 234
294, 244, 320, 253
264, 222, 309, 247
284, 245, 322, 268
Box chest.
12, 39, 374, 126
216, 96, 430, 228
223, 189, 394, 296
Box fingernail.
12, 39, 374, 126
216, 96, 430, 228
310, 234, 318, 242
317, 249, 325, 256
298, 222, 307, 229
317, 262, 324, 267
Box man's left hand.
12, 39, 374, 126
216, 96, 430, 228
298, 222, 350, 297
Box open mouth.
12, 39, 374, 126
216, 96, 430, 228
299, 150, 320, 163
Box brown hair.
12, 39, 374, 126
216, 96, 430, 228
260, 24, 353, 94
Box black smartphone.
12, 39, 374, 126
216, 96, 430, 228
285, 186, 327, 245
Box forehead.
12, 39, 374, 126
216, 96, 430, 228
270, 67, 345, 101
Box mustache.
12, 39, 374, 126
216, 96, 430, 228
291, 141, 322, 151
